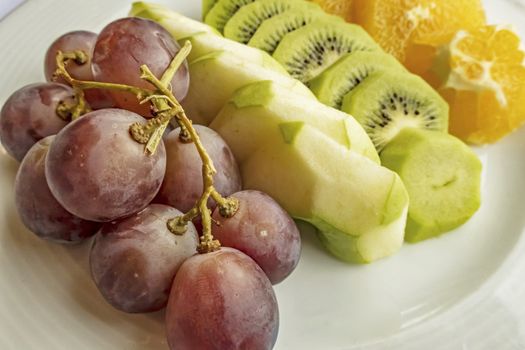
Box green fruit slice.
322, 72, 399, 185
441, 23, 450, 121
240, 123, 408, 263
248, 8, 330, 54
341, 71, 449, 152
180, 32, 287, 73
182, 51, 314, 125
210, 80, 379, 163
205, 0, 256, 34
272, 19, 381, 83
202, 0, 219, 20
380, 128, 482, 242
223, 0, 319, 44
309, 51, 405, 109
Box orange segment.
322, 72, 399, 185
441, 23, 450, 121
351, 0, 486, 80
311, 0, 353, 22
433, 25, 525, 144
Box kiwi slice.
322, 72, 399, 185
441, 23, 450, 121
205, 0, 256, 33
341, 71, 449, 152
223, 0, 319, 44
380, 128, 482, 243
309, 51, 406, 110
248, 8, 330, 54
272, 19, 381, 83
202, 0, 219, 20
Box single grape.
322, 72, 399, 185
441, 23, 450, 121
45, 108, 166, 222
90, 204, 198, 313
92, 17, 189, 116
44, 30, 114, 109
0, 83, 74, 162
156, 125, 242, 212
212, 190, 301, 284
15, 136, 100, 243
166, 248, 279, 350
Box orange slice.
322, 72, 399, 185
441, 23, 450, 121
311, 0, 353, 22
433, 25, 525, 144
351, 0, 486, 81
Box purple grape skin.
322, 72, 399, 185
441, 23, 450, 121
212, 190, 301, 285
14, 136, 100, 243
155, 125, 242, 212
166, 248, 279, 350
44, 31, 97, 83
45, 108, 166, 222
44, 30, 114, 109
0, 83, 74, 162
91, 17, 190, 117
90, 204, 198, 313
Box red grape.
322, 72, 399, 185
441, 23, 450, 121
92, 17, 189, 116
45, 108, 166, 222
44, 30, 114, 109
90, 204, 198, 313
166, 248, 279, 350
212, 190, 301, 284
155, 125, 242, 213
15, 136, 100, 243
44, 31, 96, 82
0, 83, 73, 162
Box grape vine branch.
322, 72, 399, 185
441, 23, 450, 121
53, 41, 239, 253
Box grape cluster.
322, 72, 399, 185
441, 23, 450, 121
1, 16, 302, 350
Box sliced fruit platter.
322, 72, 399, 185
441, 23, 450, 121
1, 0, 525, 349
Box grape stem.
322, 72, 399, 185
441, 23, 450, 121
54, 51, 92, 120
54, 41, 239, 254
131, 41, 194, 153
138, 58, 239, 253
55, 50, 152, 98
54, 49, 182, 154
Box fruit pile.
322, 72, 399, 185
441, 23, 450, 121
313, 0, 525, 145
0, 16, 304, 350
0, 1, 496, 346
132, 3, 410, 262
134, 1, 482, 247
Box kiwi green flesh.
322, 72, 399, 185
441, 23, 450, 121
203, 0, 219, 20
272, 20, 381, 83
380, 128, 482, 243
309, 51, 405, 110
205, 0, 256, 33
248, 8, 328, 54
224, 0, 318, 44
341, 71, 449, 152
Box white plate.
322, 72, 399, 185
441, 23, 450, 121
1, 1, 525, 349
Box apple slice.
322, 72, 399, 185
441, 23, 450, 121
180, 32, 287, 73
182, 51, 314, 125
240, 122, 408, 263
210, 80, 379, 164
